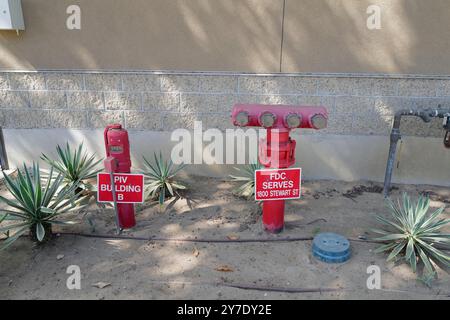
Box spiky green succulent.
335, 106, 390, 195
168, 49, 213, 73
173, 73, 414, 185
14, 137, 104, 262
141, 153, 187, 205
41, 142, 102, 192
0, 163, 86, 250
229, 162, 263, 200
373, 193, 450, 279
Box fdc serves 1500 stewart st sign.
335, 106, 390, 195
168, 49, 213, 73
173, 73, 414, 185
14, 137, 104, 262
255, 168, 302, 201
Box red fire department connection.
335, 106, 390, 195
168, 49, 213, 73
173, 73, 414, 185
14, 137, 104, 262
231, 104, 328, 233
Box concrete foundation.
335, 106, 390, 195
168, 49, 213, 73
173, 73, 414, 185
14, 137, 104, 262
5, 128, 450, 187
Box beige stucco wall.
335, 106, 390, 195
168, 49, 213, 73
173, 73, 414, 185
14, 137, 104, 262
0, 0, 283, 72
283, 0, 450, 74
1, 0, 450, 74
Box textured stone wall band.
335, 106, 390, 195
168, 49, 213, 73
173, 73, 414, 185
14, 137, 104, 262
1, 71, 449, 137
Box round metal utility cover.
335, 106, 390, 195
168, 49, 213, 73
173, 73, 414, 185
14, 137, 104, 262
312, 232, 351, 263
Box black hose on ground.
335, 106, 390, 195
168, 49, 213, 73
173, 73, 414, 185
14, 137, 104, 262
142, 280, 450, 296
56, 231, 380, 244
56, 232, 450, 250
59, 232, 314, 243
10, 230, 446, 249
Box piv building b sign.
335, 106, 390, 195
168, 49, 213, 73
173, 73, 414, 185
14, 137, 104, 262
97, 173, 144, 203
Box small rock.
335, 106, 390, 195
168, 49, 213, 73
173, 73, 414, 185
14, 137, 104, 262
193, 247, 200, 257
227, 234, 240, 241
215, 265, 234, 272
92, 282, 111, 289
56, 254, 64, 260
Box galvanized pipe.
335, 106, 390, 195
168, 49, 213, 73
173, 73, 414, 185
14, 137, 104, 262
383, 108, 450, 197
0, 127, 8, 170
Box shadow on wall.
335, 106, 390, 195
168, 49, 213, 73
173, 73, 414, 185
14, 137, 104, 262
282, 0, 450, 74
0, 0, 283, 71
1, 0, 449, 73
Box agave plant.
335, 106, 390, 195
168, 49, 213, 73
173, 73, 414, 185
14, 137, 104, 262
41, 142, 102, 193
372, 193, 450, 278
141, 153, 187, 205
0, 163, 85, 250
229, 162, 263, 200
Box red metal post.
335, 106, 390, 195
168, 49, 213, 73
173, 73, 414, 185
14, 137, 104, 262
104, 124, 136, 229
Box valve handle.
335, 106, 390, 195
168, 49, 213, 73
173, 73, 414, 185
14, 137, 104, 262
104, 124, 122, 157
443, 116, 450, 130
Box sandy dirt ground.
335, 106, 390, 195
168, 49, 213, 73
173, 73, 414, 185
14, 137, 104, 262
0, 176, 449, 300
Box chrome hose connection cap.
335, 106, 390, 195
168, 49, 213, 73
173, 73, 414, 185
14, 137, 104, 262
259, 112, 276, 128
310, 114, 327, 129
285, 113, 302, 128
235, 111, 249, 127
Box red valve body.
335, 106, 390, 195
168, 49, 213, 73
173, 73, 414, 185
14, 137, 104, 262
104, 124, 136, 229
260, 129, 293, 233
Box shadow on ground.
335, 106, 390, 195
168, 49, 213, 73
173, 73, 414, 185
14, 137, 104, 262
0, 177, 449, 300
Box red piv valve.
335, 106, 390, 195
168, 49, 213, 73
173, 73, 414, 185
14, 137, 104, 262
231, 104, 328, 233
104, 124, 136, 229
